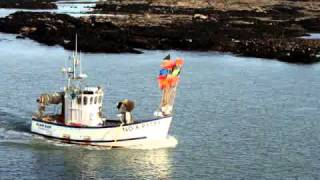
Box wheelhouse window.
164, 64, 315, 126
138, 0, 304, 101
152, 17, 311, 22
90, 97, 93, 104
94, 96, 97, 104
83, 96, 88, 105
77, 96, 82, 105
98, 96, 102, 103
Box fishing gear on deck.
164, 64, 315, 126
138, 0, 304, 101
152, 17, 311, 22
157, 57, 184, 90
155, 55, 185, 116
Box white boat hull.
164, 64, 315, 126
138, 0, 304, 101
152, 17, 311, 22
31, 117, 172, 147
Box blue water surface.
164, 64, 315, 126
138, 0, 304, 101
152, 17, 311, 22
0, 32, 320, 179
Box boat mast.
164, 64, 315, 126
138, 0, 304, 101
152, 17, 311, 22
63, 34, 87, 91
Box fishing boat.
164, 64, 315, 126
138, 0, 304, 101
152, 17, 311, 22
31, 39, 184, 148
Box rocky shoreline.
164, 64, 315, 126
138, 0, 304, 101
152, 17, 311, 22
1, 0, 320, 63
0, 12, 137, 53
0, 0, 57, 9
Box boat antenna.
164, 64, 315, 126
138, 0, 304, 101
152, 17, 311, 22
73, 34, 78, 79
80, 50, 82, 75
75, 34, 78, 56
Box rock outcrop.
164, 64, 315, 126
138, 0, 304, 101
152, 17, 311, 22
1, 0, 320, 63
0, 12, 139, 53
0, 0, 57, 9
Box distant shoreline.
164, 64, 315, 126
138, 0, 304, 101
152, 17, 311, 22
0, 0, 57, 9
0, 0, 320, 64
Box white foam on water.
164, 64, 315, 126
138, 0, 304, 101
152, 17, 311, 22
0, 127, 32, 145
45, 140, 74, 147
0, 128, 31, 139
0, 139, 31, 145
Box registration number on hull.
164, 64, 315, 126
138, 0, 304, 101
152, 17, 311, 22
122, 120, 160, 132
35, 122, 52, 129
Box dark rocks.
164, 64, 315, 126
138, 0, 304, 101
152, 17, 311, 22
16, 35, 25, 39
94, 3, 216, 15
0, 0, 57, 9
1, 0, 320, 64
300, 18, 320, 32
230, 39, 320, 64
92, 2, 320, 64
0, 12, 139, 53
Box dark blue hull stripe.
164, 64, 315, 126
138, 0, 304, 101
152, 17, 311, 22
31, 131, 147, 143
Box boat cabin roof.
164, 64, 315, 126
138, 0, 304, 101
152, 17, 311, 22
80, 86, 102, 95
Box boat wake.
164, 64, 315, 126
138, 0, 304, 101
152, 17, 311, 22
0, 127, 32, 145
0, 108, 33, 145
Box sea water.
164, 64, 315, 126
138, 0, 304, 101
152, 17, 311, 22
1, 30, 320, 179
